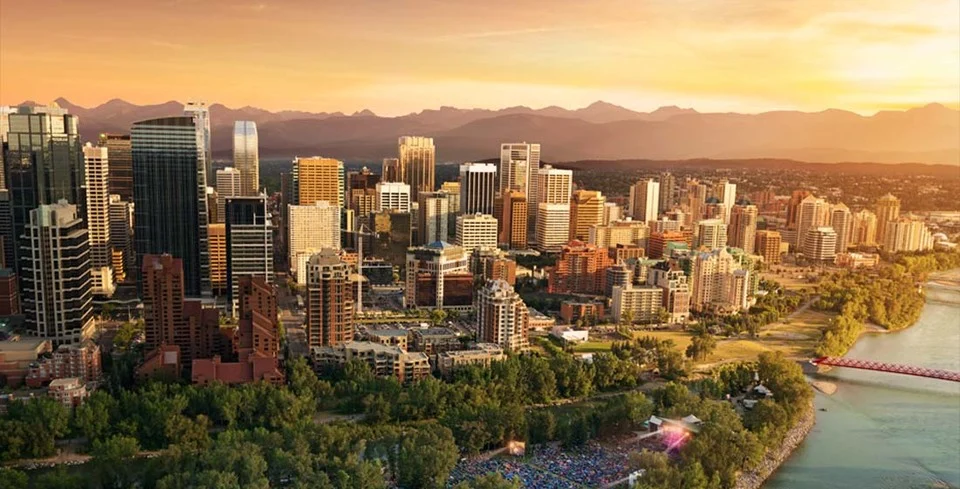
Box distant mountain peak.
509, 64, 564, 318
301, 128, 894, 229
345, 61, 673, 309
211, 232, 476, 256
352, 109, 377, 117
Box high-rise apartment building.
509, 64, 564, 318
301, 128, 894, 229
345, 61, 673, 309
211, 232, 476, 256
786, 190, 813, 229
629, 179, 660, 223
214, 167, 242, 223
803, 227, 838, 262
499, 190, 528, 249
456, 214, 498, 252
548, 241, 613, 295
716, 179, 737, 223
21, 202, 94, 345
658, 172, 677, 211
690, 248, 750, 313
208, 223, 226, 294
398, 136, 435, 202
5, 106, 86, 274
696, 218, 728, 250
417, 191, 450, 245
98, 133, 132, 202
535, 203, 571, 253
376, 181, 411, 213
648, 263, 691, 323
795, 195, 830, 248
569, 190, 605, 241
346, 167, 380, 227
883, 218, 934, 253
405, 242, 473, 309
851, 209, 878, 247
874, 194, 901, 245
728, 204, 758, 254
108, 195, 134, 283
830, 203, 853, 254
459, 163, 497, 215
83, 144, 114, 296
754, 230, 783, 265
588, 218, 650, 250
305, 249, 354, 347
225, 196, 273, 309
685, 180, 708, 226
476, 280, 529, 352
611, 285, 664, 323
294, 157, 344, 207
288, 201, 341, 277
603, 202, 622, 225
499, 142, 541, 213
132, 115, 210, 296
233, 121, 259, 196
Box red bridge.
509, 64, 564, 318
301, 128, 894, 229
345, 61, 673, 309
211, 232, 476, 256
811, 357, 960, 382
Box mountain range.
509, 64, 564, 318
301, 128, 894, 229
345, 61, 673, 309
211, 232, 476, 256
19, 98, 960, 165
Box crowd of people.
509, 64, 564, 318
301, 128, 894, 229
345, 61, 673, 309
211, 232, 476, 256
447, 458, 576, 488
527, 442, 632, 487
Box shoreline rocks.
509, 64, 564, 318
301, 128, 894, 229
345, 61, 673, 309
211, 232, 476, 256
734, 400, 815, 489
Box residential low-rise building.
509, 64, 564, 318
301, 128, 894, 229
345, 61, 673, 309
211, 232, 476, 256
409, 327, 461, 354
364, 328, 409, 351
559, 300, 605, 325
48, 377, 88, 407
835, 252, 880, 269
312, 341, 430, 384
611, 285, 664, 323
435, 343, 505, 377
25, 341, 102, 387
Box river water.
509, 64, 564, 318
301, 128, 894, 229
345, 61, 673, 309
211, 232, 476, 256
767, 280, 960, 489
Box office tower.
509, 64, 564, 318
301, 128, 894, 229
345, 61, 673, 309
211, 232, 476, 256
225, 196, 273, 310
535, 203, 571, 253
851, 209, 878, 247
697, 218, 728, 250
382, 158, 401, 182
611, 285, 664, 323
716, 179, 736, 223
208, 223, 227, 294
648, 263, 691, 323
83, 143, 114, 296
648, 230, 693, 259
21, 202, 94, 345
537, 165, 573, 205
883, 218, 934, 253
215, 167, 242, 222
690, 248, 749, 313
786, 190, 813, 229
500, 190, 528, 249
346, 167, 380, 227
108, 195, 134, 283
830, 203, 853, 253
441, 181, 460, 235
569, 190, 605, 241
5, 106, 85, 274
98, 133, 132, 202
629, 178, 660, 222
233, 121, 259, 195
405, 242, 473, 309
132, 115, 210, 296
417, 191, 449, 245
728, 204, 758, 254
456, 213, 498, 252
459, 162, 497, 215
603, 202, 622, 225
376, 181, 411, 212
476, 280, 529, 352
548, 241, 613, 295
874, 193, 901, 244
183, 101, 213, 181
305, 249, 354, 347
795, 195, 830, 248
288, 201, 341, 276
803, 227, 838, 262
294, 157, 344, 207
658, 172, 677, 211
499, 142, 541, 212
588, 218, 650, 250
754, 230, 783, 265
140, 254, 221, 364
0, 190, 12, 269
398, 136, 435, 202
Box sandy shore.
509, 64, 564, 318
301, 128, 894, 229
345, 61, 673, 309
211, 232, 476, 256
810, 380, 837, 395
735, 400, 815, 489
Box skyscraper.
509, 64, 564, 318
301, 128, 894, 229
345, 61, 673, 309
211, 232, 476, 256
537, 165, 573, 205
697, 218, 728, 250
108, 195, 134, 283
851, 209, 878, 247
796, 195, 830, 248
786, 190, 813, 229
225, 196, 273, 311
305, 249, 354, 347
382, 158, 401, 182
476, 280, 529, 352
233, 121, 259, 195
98, 133, 132, 202
376, 181, 411, 213
754, 230, 783, 265
803, 227, 838, 262
883, 218, 934, 253
690, 248, 749, 313
417, 191, 450, 245
629, 179, 660, 223
500, 190, 528, 249
569, 190, 605, 241
459, 162, 497, 215
346, 167, 380, 227
0, 190, 12, 269
716, 179, 737, 223
294, 157, 344, 207
455, 213, 498, 252
874, 193, 901, 245
208, 223, 226, 294
83, 143, 114, 296
658, 172, 677, 211
728, 204, 758, 254
21, 202, 94, 345
499, 142, 541, 212
215, 167, 242, 223
183, 101, 213, 182
535, 203, 571, 253
5, 106, 85, 274
132, 115, 210, 296
398, 136, 435, 202
405, 242, 473, 309
830, 203, 853, 253
288, 201, 341, 278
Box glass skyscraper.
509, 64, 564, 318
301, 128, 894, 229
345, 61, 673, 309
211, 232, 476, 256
233, 121, 259, 196
132, 116, 210, 296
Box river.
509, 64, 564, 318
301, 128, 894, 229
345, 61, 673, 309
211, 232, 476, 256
767, 278, 960, 489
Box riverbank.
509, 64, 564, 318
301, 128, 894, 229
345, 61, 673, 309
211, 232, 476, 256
734, 400, 816, 489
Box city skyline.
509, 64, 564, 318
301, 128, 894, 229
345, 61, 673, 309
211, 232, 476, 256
1, 1, 958, 115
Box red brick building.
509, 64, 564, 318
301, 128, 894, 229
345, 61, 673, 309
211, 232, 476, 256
0, 269, 19, 316
547, 240, 613, 295
560, 300, 606, 324
648, 231, 694, 259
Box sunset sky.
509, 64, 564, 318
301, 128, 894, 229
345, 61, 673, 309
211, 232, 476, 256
1, 0, 958, 115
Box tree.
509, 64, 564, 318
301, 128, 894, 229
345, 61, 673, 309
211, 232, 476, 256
429, 308, 448, 326
165, 414, 212, 451
0, 468, 28, 489
454, 473, 522, 489
685, 334, 718, 362
526, 410, 556, 444
90, 435, 140, 489
394, 424, 459, 489
31, 468, 84, 489
5, 397, 70, 458
71, 390, 116, 442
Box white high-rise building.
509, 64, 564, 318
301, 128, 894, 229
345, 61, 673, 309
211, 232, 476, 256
459, 163, 497, 215
535, 202, 571, 252
629, 179, 660, 223
456, 214, 498, 252
536, 165, 573, 205
499, 142, 541, 210
697, 219, 728, 250
717, 179, 737, 223
883, 218, 934, 253
690, 248, 750, 313
215, 167, 243, 222
83, 143, 115, 296
803, 227, 838, 262
233, 121, 259, 196
602, 202, 622, 225
376, 182, 411, 213
830, 203, 853, 254
796, 195, 830, 248
289, 201, 341, 276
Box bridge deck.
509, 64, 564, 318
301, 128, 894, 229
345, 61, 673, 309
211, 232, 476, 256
811, 357, 960, 382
